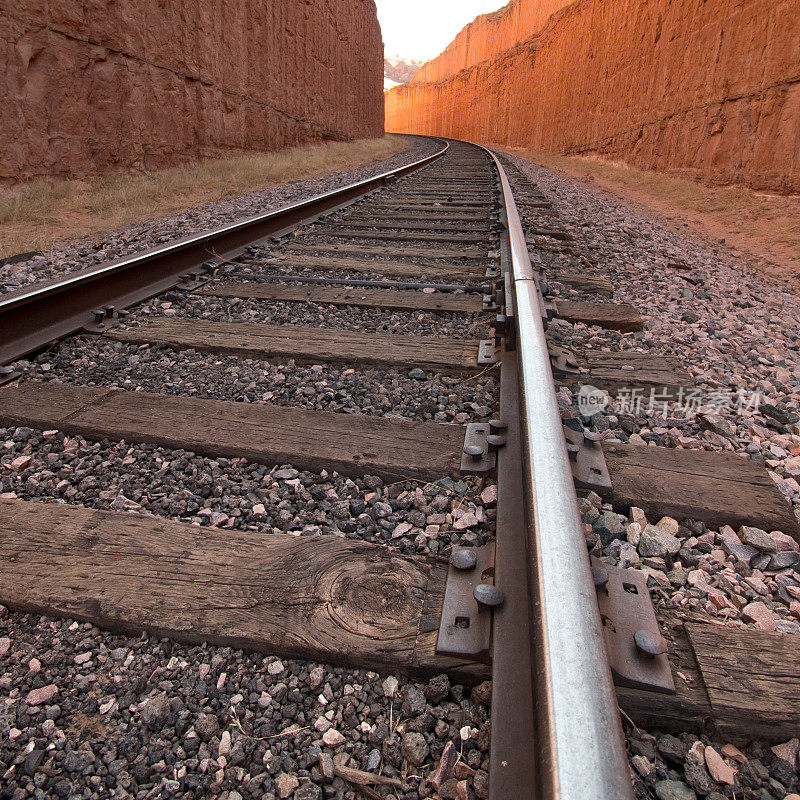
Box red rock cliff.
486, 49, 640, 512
386, 0, 800, 193
2, 0, 384, 181
411, 0, 565, 83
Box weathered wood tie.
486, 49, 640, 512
549, 271, 614, 296
345, 218, 492, 228
556, 301, 643, 332
367, 204, 492, 214
553, 350, 691, 396
341, 217, 492, 228
196, 282, 485, 314
305, 229, 491, 245
105, 320, 486, 372
0, 383, 468, 482
0, 499, 486, 682
260, 254, 486, 280
604, 442, 800, 537
282, 242, 491, 260
619, 618, 800, 741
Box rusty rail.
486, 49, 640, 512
0, 139, 448, 365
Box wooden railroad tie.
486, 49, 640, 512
549, 271, 614, 296
2, 496, 797, 741
381, 193, 492, 201
281, 242, 491, 261
0, 382, 471, 482
0, 499, 486, 683
526, 227, 574, 242
551, 348, 692, 397
304, 229, 492, 245
196, 282, 486, 314
556, 300, 643, 332
603, 442, 800, 539
340, 216, 493, 228
260, 254, 487, 281
619, 616, 800, 742
105, 320, 490, 373
366, 203, 492, 214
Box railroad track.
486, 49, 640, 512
1, 139, 799, 799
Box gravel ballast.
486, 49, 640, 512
500, 150, 800, 800
0, 137, 442, 297
0, 611, 491, 800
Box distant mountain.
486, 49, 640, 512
384, 55, 425, 86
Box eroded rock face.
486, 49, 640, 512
2, 0, 384, 180
386, 0, 800, 193
410, 0, 565, 84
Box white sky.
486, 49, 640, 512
375, 1, 507, 62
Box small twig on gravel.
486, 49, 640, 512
204, 244, 238, 269
452, 363, 500, 386
228, 706, 310, 741
333, 764, 402, 788
265, 725, 312, 740
618, 706, 643, 736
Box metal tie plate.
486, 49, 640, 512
592, 557, 675, 694
563, 423, 613, 497
502, 271, 517, 351
477, 340, 500, 366
548, 344, 581, 375
436, 544, 495, 660
460, 423, 497, 474
0, 366, 21, 387
176, 271, 212, 291
81, 306, 119, 335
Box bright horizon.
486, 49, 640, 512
375, 0, 507, 62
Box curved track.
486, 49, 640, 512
0, 139, 669, 799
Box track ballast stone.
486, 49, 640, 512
0, 137, 441, 297
500, 150, 800, 800
0, 612, 491, 800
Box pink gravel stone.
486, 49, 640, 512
480, 484, 497, 506
709, 592, 733, 610
721, 743, 747, 763
0, 637, 11, 656
704, 746, 737, 785
742, 601, 777, 631
10, 455, 32, 472
770, 531, 800, 552
745, 575, 769, 595
453, 512, 478, 530
772, 738, 800, 768
322, 728, 345, 746
429, 741, 458, 791
25, 684, 58, 706
392, 522, 413, 538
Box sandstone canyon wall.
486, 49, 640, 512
411, 0, 567, 84
386, 0, 800, 193
2, 0, 384, 181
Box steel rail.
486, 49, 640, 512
482, 146, 634, 799
0, 139, 449, 365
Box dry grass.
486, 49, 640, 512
507, 148, 800, 285
0, 135, 411, 260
